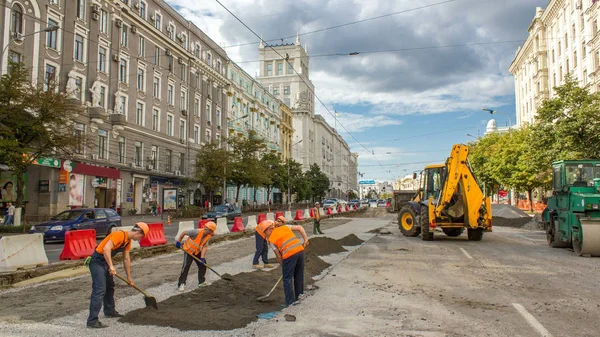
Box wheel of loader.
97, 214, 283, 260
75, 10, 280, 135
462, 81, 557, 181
398, 206, 421, 237
467, 228, 484, 241
442, 228, 464, 237
420, 205, 434, 241
548, 217, 570, 248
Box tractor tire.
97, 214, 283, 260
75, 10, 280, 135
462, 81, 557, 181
420, 205, 434, 241
467, 228, 484, 241
443, 228, 464, 237
398, 206, 421, 237
548, 217, 570, 248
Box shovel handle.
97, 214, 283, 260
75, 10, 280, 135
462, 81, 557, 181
182, 249, 223, 278
114, 273, 151, 297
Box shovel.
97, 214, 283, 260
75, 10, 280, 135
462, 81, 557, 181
257, 276, 283, 302
114, 273, 158, 310
183, 250, 233, 281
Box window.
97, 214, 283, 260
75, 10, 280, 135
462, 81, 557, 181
216, 109, 221, 126
167, 84, 174, 105
139, 37, 145, 57
180, 63, 187, 81
168, 24, 175, 40
119, 96, 127, 115
140, 1, 146, 18
76, 0, 85, 20
152, 109, 159, 131
121, 26, 128, 47
11, 5, 23, 35
74, 34, 84, 61
47, 19, 58, 49
150, 146, 157, 169
574, 51, 578, 68
153, 77, 160, 98
277, 63, 283, 75
284, 86, 290, 95
74, 76, 82, 100
50, 0, 59, 4
168, 55, 173, 71
180, 91, 187, 110
134, 141, 143, 166
179, 153, 185, 174
179, 120, 186, 140
100, 10, 108, 34
583, 42, 587, 58
118, 137, 125, 163
74, 123, 85, 155
194, 98, 199, 116
273, 87, 279, 95
98, 47, 107, 72
288, 62, 293, 74
194, 125, 199, 143
44, 64, 56, 91
216, 134, 221, 146
216, 60, 221, 72
181, 34, 187, 49
205, 129, 211, 142
162, 149, 171, 172
267, 64, 273, 76
136, 102, 144, 125
8, 51, 21, 65
137, 68, 145, 91
99, 86, 106, 108
194, 44, 200, 57
155, 13, 163, 30
206, 103, 212, 122
119, 58, 128, 83
167, 114, 173, 136
206, 53, 211, 65
154, 47, 160, 65
98, 130, 108, 159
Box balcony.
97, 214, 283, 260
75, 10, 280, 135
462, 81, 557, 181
109, 113, 127, 126
89, 107, 107, 120
268, 142, 281, 153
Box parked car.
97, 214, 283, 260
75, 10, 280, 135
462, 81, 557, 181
29, 208, 122, 242
349, 199, 360, 208
377, 199, 387, 207
322, 199, 338, 209
360, 199, 369, 205
202, 205, 242, 223
368, 199, 378, 208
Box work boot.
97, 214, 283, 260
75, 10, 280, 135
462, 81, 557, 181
198, 283, 209, 288
178, 284, 185, 292
87, 321, 108, 329
264, 263, 275, 268
105, 311, 124, 318
252, 264, 264, 269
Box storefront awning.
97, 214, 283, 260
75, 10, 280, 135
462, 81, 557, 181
72, 163, 120, 179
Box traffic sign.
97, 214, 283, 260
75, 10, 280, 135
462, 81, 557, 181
359, 179, 375, 185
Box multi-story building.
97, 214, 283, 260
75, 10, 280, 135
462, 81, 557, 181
510, 1, 600, 127
1, 0, 229, 216
256, 34, 359, 198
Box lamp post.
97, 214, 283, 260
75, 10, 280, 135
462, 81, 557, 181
1, 26, 59, 73
288, 139, 303, 210
481, 108, 512, 128
223, 114, 249, 203
466, 133, 480, 140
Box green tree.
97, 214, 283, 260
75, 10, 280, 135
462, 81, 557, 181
194, 141, 229, 204
0, 62, 84, 209
226, 130, 267, 203
259, 152, 284, 203
279, 158, 303, 204
306, 164, 330, 202
467, 133, 502, 196
348, 191, 358, 200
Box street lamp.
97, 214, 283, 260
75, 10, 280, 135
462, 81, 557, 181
288, 139, 303, 210
465, 133, 479, 140
481, 108, 512, 128
223, 114, 250, 202
2, 26, 59, 72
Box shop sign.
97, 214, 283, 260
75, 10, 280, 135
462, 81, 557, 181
62, 160, 75, 172
36, 157, 61, 168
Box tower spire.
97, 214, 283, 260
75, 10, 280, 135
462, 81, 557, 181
295, 30, 301, 46
259, 34, 265, 48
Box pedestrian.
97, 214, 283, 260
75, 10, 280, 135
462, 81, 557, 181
204, 199, 209, 209
313, 202, 324, 234
257, 218, 309, 307
253, 220, 275, 269
157, 205, 162, 217
5, 202, 15, 226
175, 221, 216, 291
86, 222, 149, 329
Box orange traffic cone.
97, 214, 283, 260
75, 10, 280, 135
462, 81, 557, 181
167, 214, 171, 226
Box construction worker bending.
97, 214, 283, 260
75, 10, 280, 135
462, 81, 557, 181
253, 219, 275, 269
86, 222, 149, 329
313, 202, 324, 234
175, 221, 216, 291
257, 217, 309, 306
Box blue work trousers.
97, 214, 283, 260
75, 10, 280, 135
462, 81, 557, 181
252, 231, 269, 265
282, 250, 304, 306
86, 253, 116, 326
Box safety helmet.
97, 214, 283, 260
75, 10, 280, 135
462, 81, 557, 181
257, 220, 274, 238
276, 215, 286, 223
204, 221, 217, 233
315, 202, 320, 206
134, 222, 150, 237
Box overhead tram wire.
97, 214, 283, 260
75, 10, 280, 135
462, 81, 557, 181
213, 0, 387, 170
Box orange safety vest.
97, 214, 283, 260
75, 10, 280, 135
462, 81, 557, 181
268, 226, 304, 259
183, 229, 212, 255
314, 208, 320, 220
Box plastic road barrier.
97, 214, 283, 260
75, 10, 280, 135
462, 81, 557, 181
59, 229, 97, 260
0, 233, 49, 271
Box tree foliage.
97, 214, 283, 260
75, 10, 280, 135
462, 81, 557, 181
306, 164, 330, 202
226, 130, 267, 202
0, 62, 84, 207
194, 141, 229, 201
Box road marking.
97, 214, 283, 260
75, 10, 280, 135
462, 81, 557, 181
512, 303, 553, 337
459, 248, 473, 259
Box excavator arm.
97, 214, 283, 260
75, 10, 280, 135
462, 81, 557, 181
433, 144, 492, 230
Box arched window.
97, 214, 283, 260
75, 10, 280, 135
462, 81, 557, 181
11, 5, 23, 35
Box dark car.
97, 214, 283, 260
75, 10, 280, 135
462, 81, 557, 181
29, 208, 122, 242
202, 205, 242, 222
349, 199, 360, 207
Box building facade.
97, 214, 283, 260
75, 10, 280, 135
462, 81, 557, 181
256, 34, 359, 198
510, 0, 600, 127
1, 0, 229, 216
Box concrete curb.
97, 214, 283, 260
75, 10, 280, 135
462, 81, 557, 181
0, 207, 368, 287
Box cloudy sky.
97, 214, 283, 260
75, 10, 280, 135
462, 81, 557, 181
167, 0, 547, 182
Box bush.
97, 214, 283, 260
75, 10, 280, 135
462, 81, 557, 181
0, 224, 32, 233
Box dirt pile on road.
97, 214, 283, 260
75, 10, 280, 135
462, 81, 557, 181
337, 234, 364, 246
120, 235, 354, 331
492, 204, 532, 228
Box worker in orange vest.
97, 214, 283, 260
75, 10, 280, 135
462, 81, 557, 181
313, 202, 324, 234
257, 219, 309, 306
175, 221, 216, 291
253, 218, 275, 270
86, 222, 149, 329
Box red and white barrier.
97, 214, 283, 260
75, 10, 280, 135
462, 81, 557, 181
139, 223, 167, 247
60, 229, 97, 260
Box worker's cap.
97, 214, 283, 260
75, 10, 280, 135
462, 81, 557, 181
204, 221, 217, 232
133, 222, 149, 236
315, 202, 320, 206
276, 215, 286, 223
256, 220, 274, 239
